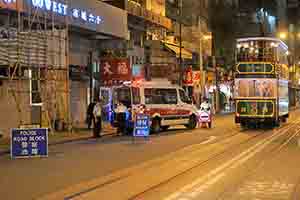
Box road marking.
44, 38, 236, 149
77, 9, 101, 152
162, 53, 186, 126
200, 136, 217, 145
236, 181, 293, 199
164, 126, 292, 200
187, 172, 225, 197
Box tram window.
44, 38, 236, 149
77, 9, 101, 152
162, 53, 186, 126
236, 40, 278, 62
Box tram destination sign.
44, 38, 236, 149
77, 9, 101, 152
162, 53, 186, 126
11, 128, 48, 159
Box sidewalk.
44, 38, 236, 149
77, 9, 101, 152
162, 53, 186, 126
0, 123, 117, 156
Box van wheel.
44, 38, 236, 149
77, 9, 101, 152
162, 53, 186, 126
273, 120, 280, 127
208, 122, 212, 128
151, 118, 161, 134
187, 115, 197, 129
282, 117, 287, 123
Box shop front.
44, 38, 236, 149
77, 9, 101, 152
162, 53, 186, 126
204, 70, 233, 113
182, 66, 203, 107
65, 0, 128, 127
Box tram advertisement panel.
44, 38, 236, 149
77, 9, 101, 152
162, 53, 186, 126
234, 78, 277, 98
237, 100, 274, 117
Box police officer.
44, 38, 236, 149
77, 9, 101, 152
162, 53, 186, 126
93, 99, 102, 138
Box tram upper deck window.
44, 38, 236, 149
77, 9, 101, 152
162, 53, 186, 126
237, 63, 274, 73
236, 40, 277, 62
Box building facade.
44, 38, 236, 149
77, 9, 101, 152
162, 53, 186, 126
0, 0, 128, 136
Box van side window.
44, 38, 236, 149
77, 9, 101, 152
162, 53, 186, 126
145, 88, 177, 104
179, 90, 190, 104
132, 87, 140, 104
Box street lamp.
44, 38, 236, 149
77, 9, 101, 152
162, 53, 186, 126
203, 35, 212, 40
279, 32, 287, 40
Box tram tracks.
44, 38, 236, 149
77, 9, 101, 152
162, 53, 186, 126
43, 118, 300, 200
215, 119, 300, 200
127, 123, 299, 200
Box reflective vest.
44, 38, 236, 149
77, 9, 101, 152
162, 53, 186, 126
93, 103, 102, 117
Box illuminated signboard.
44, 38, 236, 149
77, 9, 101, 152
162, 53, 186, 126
4, 0, 16, 3
0, 0, 23, 11
31, 0, 103, 25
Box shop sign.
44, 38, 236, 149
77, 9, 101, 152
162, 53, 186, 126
193, 71, 201, 85
100, 58, 131, 86
31, 0, 102, 25
183, 66, 193, 86
11, 128, 48, 159
132, 64, 144, 80
0, 0, 23, 11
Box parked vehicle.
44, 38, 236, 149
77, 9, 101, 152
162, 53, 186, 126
100, 79, 199, 134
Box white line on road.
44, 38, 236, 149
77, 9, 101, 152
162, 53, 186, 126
200, 136, 217, 145
164, 124, 295, 200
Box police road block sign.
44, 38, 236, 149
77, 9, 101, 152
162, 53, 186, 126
133, 114, 150, 137
11, 128, 48, 159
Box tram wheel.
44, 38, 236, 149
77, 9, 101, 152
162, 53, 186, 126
241, 121, 247, 128
282, 117, 287, 123
272, 120, 280, 127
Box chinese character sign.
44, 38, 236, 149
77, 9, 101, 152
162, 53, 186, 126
134, 114, 150, 137
11, 128, 48, 158
100, 58, 131, 86
183, 66, 193, 86
30, 0, 102, 25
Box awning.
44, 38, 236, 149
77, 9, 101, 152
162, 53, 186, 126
164, 43, 193, 59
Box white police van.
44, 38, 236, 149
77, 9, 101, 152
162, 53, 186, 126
100, 79, 198, 133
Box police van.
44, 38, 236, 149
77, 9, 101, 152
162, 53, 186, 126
100, 79, 198, 134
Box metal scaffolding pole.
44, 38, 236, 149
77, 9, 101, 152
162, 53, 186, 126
179, 0, 183, 85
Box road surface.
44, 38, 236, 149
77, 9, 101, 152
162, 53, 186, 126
1, 111, 300, 200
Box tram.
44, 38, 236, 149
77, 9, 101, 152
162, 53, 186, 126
234, 37, 289, 127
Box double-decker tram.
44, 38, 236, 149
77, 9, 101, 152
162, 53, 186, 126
234, 37, 289, 127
